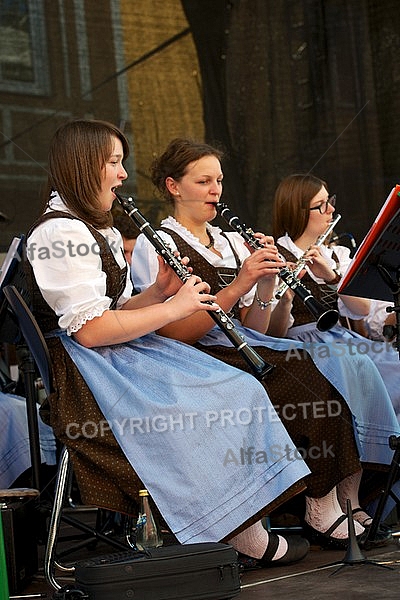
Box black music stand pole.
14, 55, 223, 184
365, 435, 400, 544
356, 262, 400, 544
359, 266, 400, 543
377, 264, 400, 356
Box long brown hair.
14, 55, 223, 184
272, 173, 327, 240
150, 138, 224, 205
44, 119, 130, 229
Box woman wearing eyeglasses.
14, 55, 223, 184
272, 173, 400, 421
132, 140, 400, 550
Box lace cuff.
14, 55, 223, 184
66, 306, 108, 336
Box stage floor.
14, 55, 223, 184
20, 514, 400, 600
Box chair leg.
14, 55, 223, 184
44, 446, 74, 591
44, 446, 133, 591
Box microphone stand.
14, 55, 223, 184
319, 499, 393, 576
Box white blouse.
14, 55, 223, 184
131, 216, 257, 308
27, 192, 132, 335
364, 299, 394, 341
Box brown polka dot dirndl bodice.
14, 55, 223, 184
25, 212, 142, 515
162, 228, 361, 497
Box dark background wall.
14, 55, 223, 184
183, 0, 400, 247
1, 0, 399, 255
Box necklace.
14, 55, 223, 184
204, 231, 214, 249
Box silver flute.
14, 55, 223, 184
275, 213, 342, 299
115, 191, 274, 380
216, 202, 339, 332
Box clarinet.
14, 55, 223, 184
216, 202, 339, 332
114, 191, 274, 380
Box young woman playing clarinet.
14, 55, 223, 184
272, 173, 400, 421
132, 137, 399, 550
25, 118, 316, 568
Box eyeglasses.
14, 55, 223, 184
309, 194, 336, 214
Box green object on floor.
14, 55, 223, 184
0, 511, 9, 600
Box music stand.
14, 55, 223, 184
339, 184, 400, 355
339, 185, 400, 545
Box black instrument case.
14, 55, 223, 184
74, 542, 241, 600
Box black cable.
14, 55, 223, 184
0, 27, 191, 150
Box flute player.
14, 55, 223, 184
132, 137, 398, 553
272, 173, 400, 421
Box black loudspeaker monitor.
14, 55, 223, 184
1, 499, 38, 593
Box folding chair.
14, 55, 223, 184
1, 236, 48, 523
3, 285, 132, 592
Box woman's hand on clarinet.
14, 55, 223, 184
153, 255, 218, 318
168, 276, 218, 319
153, 254, 191, 300
237, 234, 285, 293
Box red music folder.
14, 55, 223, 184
338, 184, 400, 302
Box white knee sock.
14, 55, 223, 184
305, 487, 364, 539
337, 470, 371, 525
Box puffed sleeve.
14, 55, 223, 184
27, 218, 131, 335
131, 231, 177, 292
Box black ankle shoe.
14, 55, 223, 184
303, 515, 365, 550
359, 524, 393, 549
259, 532, 309, 566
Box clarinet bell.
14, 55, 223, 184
304, 296, 339, 332
317, 307, 340, 332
